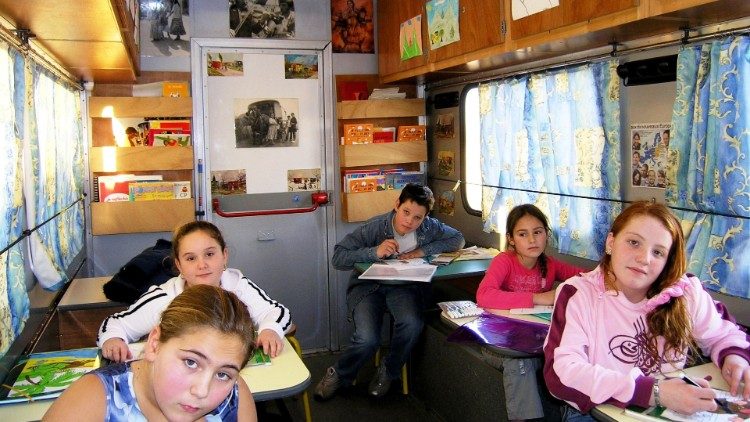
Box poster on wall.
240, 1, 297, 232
234, 98, 300, 148
287, 168, 321, 191
211, 169, 247, 196
284, 54, 318, 79
512, 0, 560, 20
631, 123, 670, 188
438, 151, 455, 176
230, 0, 295, 38
426, 0, 460, 50
400, 15, 423, 61
435, 112, 455, 139
206, 52, 244, 76
331, 0, 375, 53
139, 0, 190, 57
438, 190, 456, 216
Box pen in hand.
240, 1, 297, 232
681, 374, 732, 413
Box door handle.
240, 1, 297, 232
212, 191, 329, 217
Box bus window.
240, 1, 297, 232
462, 86, 481, 213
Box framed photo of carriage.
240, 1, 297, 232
233, 98, 300, 148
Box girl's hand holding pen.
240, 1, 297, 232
376, 239, 400, 259
657, 376, 719, 415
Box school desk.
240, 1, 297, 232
0, 336, 310, 420
591, 363, 728, 421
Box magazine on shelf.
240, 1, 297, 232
1, 347, 101, 404
358, 258, 437, 283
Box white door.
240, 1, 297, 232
191, 39, 335, 351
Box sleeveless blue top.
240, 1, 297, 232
93, 361, 240, 421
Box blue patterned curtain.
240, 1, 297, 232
0, 45, 27, 355
667, 35, 750, 299
479, 60, 623, 260
25, 64, 84, 290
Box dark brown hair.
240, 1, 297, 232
505, 204, 550, 278
172, 221, 227, 262
398, 183, 435, 213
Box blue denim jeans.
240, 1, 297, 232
561, 404, 597, 421
333, 282, 425, 383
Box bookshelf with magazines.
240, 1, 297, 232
336, 75, 427, 222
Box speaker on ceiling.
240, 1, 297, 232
616, 55, 678, 86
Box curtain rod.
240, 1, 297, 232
443, 178, 750, 221
0, 19, 82, 90
0, 197, 85, 257
427, 18, 750, 90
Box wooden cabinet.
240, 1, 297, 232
88, 96, 195, 235
378, 0, 505, 81
337, 98, 427, 222
510, 0, 638, 40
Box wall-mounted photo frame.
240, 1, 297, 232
139, 0, 191, 57
234, 98, 300, 148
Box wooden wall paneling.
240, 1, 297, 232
428, 0, 506, 64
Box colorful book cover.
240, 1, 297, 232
397, 125, 426, 142
343, 124, 374, 144
128, 181, 176, 201
3, 348, 100, 403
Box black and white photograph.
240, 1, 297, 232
139, 0, 190, 57
234, 98, 300, 148
287, 168, 321, 192
230, 0, 295, 38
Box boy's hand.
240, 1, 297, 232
377, 239, 400, 258
398, 249, 424, 259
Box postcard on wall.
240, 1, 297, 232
288, 168, 321, 192
512, 0, 560, 20
139, 0, 190, 58
230, 0, 295, 38
631, 123, 671, 189
211, 169, 247, 196
435, 112, 455, 139
207, 52, 244, 76
234, 98, 299, 148
285, 54, 318, 79
426, 0, 460, 50
331, 0, 375, 53
438, 190, 456, 216
400, 15, 423, 61
438, 150, 455, 176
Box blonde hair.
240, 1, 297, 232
159, 284, 256, 366
600, 201, 696, 368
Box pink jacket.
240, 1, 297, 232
543, 267, 750, 413
476, 251, 583, 309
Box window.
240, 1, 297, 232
462, 85, 481, 213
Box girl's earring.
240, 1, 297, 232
606, 248, 612, 255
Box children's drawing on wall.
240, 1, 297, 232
331, 0, 375, 53
511, 0, 560, 20
287, 168, 321, 192
426, 0, 460, 50
206, 52, 244, 76
140, 0, 190, 57
400, 15, 423, 61
284, 54, 318, 79
211, 169, 247, 196
438, 150, 455, 176
631, 123, 670, 188
230, 0, 295, 38
234, 98, 299, 148
435, 112, 455, 139
438, 190, 456, 216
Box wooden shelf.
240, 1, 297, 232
89, 146, 193, 172
342, 190, 402, 223
90, 200, 195, 235
339, 141, 427, 168
89, 96, 192, 118
337, 99, 425, 119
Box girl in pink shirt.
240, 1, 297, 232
544, 201, 750, 420
477, 204, 584, 310
475, 204, 585, 421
